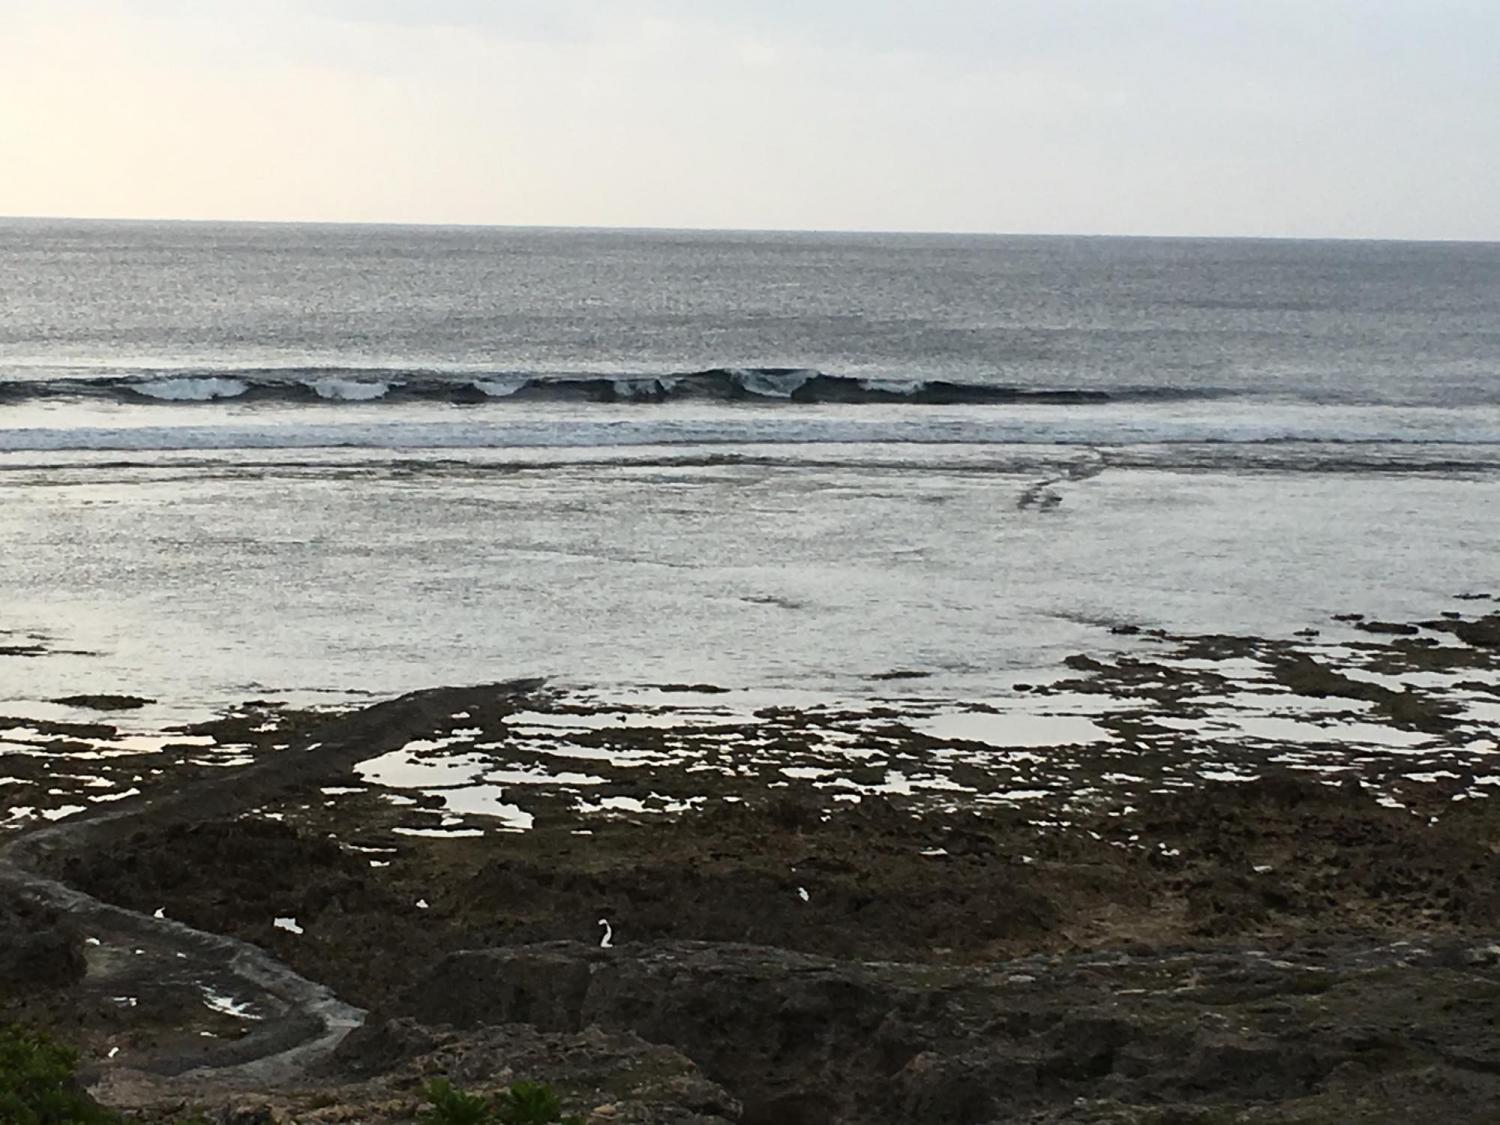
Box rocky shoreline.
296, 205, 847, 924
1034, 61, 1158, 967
2, 607, 1499, 1122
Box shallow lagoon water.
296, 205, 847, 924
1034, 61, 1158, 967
3, 445, 1496, 716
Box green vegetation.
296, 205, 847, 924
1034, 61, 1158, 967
496, 1081, 582, 1125
420, 1078, 582, 1125
420, 1080, 494, 1125
0, 1023, 578, 1125
0, 1025, 116, 1125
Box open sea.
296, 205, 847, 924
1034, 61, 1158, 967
2, 219, 1498, 714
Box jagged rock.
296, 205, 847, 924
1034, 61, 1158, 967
331, 1020, 737, 1124
384, 937, 1500, 1124
0, 894, 84, 995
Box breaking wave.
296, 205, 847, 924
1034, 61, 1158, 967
134, 377, 252, 402
0, 366, 1171, 407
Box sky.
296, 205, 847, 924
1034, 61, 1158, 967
2, 0, 1498, 239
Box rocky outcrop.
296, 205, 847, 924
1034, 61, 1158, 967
0, 894, 84, 996
335, 1021, 739, 1124
380, 936, 1500, 1124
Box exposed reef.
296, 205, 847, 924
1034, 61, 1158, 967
3, 610, 1499, 1122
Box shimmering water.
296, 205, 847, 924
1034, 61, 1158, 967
0, 221, 1496, 710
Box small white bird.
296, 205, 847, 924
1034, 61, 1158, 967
598, 917, 614, 949
152, 907, 165, 919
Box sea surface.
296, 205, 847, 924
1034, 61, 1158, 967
1, 219, 1497, 713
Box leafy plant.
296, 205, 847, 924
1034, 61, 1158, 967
0, 1024, 119, 1124
419, 1079, 494, 1125
419, 1077, 581, 1125
496, 1080, 581, 1125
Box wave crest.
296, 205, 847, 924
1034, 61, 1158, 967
308, 378, 390, 402
133, 377, 250, 402
0, 366, 1135, 407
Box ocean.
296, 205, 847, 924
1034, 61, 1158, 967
2, 219, 1497, 714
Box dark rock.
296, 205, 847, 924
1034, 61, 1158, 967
384, 938, 1500, 1124
50, 694, 154, 711
214, 1106, 275, 1125
1354, 620, 1420, 636
330, 1016, 438, 1078
331, 1019, 738, 1124
0, 894, 85, 994
1270, 654, 1457, 731
1453, 615, 1500, 650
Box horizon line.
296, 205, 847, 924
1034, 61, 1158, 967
3, 213, 1497, 247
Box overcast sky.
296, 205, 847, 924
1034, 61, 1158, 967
3, 0, 1497, 238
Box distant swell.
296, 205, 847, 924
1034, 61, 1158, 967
0, 367, 1175, 407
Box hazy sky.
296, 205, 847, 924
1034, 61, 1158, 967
4, 0, 1497, 238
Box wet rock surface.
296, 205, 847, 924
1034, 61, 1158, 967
3, 611, 1500, 1121
45, 777, 1500, 1122
49, 695, 155, 712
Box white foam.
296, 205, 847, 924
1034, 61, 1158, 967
732, 368, 815, 399
472, 375, 529, 397
858, 379, 923, 395
135, 377, 249, 402
308, 378, 390, 401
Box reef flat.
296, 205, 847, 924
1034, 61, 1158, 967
3, 606, 1499, 1122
